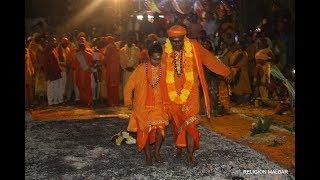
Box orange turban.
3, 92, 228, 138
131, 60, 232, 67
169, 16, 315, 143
167, 25, 187, 38
147, 33, 158, 41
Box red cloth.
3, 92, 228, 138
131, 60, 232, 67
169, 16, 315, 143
43, 49, 62, 81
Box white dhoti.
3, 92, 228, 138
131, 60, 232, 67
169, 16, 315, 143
47, 77, 63, 105
58, 71, 66, 102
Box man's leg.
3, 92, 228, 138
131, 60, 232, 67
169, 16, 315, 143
186, 132, 196, 165
155, 129, 164, 163
144, 136, 152, 165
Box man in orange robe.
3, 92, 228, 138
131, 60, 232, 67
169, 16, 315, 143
77, 32, 92, 51
70, 43, 94, 107
103, 36, 121, 107
163, 25, 231, 165
124, 42, 169, 165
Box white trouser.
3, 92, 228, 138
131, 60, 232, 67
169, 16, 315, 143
59, 71, 67, 101
74, 84, 80, 101
47, 77, 63, 105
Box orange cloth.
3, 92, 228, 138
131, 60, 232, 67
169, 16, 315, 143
163, 39, 231, 148
124, 63, 169, 151
167, 25, 187, 37
71, 51, 94, 105
136, 124, 165, 151
104, 41, 121, 106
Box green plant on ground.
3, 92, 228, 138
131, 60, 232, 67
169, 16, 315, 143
251, 116, 273, 136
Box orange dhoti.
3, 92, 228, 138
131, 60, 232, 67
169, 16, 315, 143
126, 88, 168, 152
169, 105, 201, 150
128, 111, 168, 151
71, 51, 94, 106
129, 108, 168, 151
107, 85, 119, 106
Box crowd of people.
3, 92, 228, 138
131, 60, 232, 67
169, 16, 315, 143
25, 4, 294, 116
24, 1, 294, 166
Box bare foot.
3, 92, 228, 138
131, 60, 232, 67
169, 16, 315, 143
155, 151, 164, 163
176, 148, 183, 159
187, 153, 197, 166
145, 157, 152, 166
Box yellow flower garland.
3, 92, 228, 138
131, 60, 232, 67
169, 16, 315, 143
165, 37, 194, 104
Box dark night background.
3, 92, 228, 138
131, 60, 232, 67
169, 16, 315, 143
25, 0, 295, 32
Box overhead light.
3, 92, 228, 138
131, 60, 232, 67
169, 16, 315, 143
136, 14, 143, 20
159, 15, 164, 18
148, 15, 154, 19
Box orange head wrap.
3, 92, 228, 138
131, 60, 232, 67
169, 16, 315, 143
167, 25, 187, 38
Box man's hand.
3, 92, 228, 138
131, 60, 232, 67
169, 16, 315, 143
126, 104, 133, 110
225, 72, 232, 84
125, 67, 135, 72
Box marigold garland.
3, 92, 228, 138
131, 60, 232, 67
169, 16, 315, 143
165, 37, 194, 104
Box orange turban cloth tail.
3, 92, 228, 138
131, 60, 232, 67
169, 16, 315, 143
167, 25, 187, 38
